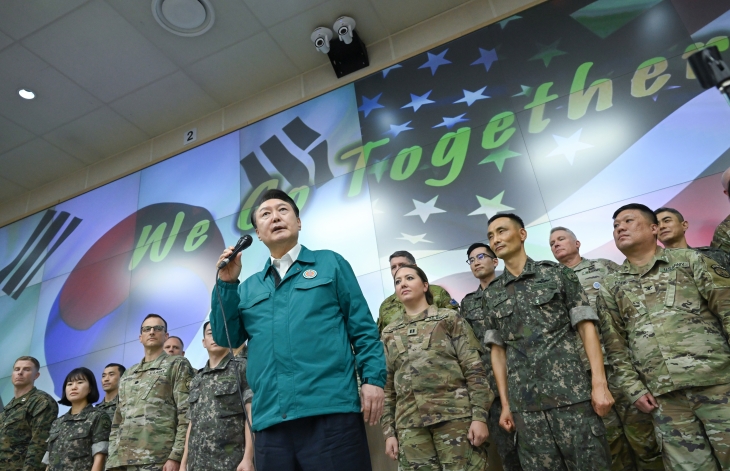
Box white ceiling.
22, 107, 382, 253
0, 0, 474, 203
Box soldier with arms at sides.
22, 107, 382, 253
461, 243, 522, 471
211, 189, 386, 471
96, 363, 125, 421
712, 167, 730, 254
550, 227, 663, 471
484, 213, 613, 471
106, 314, 195, 471
0, 356, 58, 471
180, 321, 253, 471
164, 337, 185, 357
382, 264, 493, 471
378, 250, 458, 334
597, 203, 730, 471
654, 207, 730, 269
43, 367, 111, 471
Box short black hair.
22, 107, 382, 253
466, 243, 496, 259
167, 336, 184, 350
393, 264, 434, 305
389, 250, 416, 265
203, 321, 211, 333
612, 203, 658, 224
59, 367, 100, 406
250, 189, 300, 229
654, 207, 684, 223
104, 363, 126, 376
141, 313, 167, 332
487, 213, 524, 229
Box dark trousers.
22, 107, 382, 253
254, 412, 372, 471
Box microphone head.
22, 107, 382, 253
241, 234, 253, 250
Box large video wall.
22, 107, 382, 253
1, 0, 729, 409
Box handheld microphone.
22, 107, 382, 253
217, 234, 253, 269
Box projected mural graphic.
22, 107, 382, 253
1, 0, 729, 407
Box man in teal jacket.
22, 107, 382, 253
210, 189, 386, 471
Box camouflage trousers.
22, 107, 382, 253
109, 464, 164, 471
653, 383, 730, 471
604, 368, 664, 471
397, 417, 488, 471
487, 400, 522, 471
513, 401, 611, 471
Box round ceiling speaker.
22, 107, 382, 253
152, 0, 215, 37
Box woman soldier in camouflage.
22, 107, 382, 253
43, 367, 111, 471
381, 265, 495, 471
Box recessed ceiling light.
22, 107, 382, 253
18, 89, 35, 100
152, 0, 215, 37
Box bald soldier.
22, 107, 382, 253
712, 167, 730, 254
597, 203, 730, 471
378, 250, 458, 333
549, 227, 663, 471
654, 207, 729, 269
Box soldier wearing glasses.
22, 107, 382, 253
106, 314, 195, 471
461, 243, 522, 471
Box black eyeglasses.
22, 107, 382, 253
141, 325, 166, 333
466, 253, 495, 265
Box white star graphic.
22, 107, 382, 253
372, 198, 384, 214
404, 196, 446, 223
454, 86, 490, 106
546, 129, 594, 165
402, 91, 435, 112
468, 191, 515, 218
397, 233, 433, 244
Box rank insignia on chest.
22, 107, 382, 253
642, 283, 656, 294
303, 269, 317, 279
407, 327, 417, 336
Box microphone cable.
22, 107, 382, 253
214, 265, 257, 470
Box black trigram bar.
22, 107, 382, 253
0, 210, 82, 299
239, 117, 335, 190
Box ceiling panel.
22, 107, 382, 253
367, 0, 471, 34
243, 0, 329, 28
0, 115, 34, 155
0, 44, 101, 134
269, 0, 389, 71
106, 0, 265, 67
43, 106, 149, 165
21, 0, 178, 103
0, 176, 26, 200
110, 71, 220, 136
0, 139, 84, 189
0, 30, 13, 51
0, 0, 89, 40
184, 31, 300, 104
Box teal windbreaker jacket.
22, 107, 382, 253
210, 245, 386, 431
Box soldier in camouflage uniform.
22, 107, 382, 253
107, 314, 195, 471
654, 207, 730, 269
461, 243, 522, 471
181, 321, 253, 471
43, 367, 111, 471
484, 214, 613, 471
711, 168, 730, 255
382, 265, 493, 471
378, 250, 458, 333
550, 227, 664, 471
0, 356, 58, 471
597, 203, 730, 471
96, 363, 125, 421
